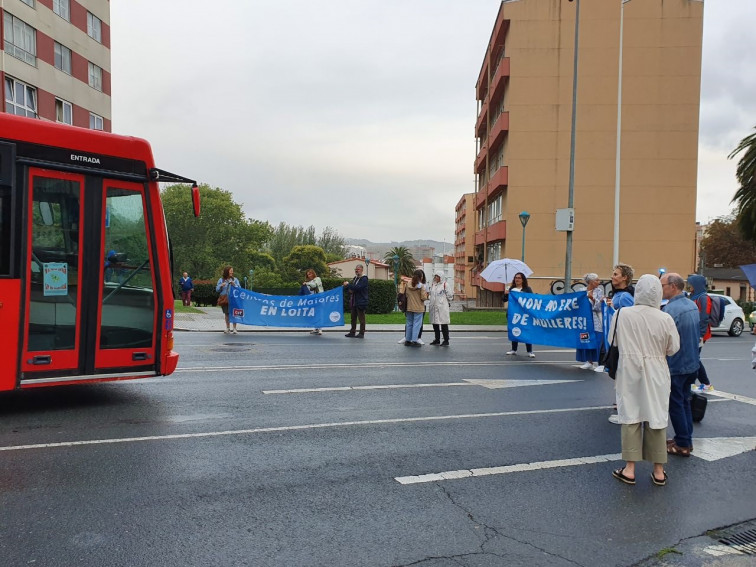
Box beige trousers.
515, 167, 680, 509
620, 422, 668, 464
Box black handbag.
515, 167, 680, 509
601, 310, 621, 379
397, 292, 407, 312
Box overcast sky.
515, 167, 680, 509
110, 0, 756, 243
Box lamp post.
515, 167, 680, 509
518, 211, 531, 262
564, 0, 581, 293
392, 254, 400, 311
613, 0, 631, 267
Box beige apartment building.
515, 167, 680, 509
2, 0, 111, 130
454, 193, 478, 300
468, 0, 703, 304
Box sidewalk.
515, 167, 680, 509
173, 308, 506, 333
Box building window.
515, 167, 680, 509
487, 242, 502, 262
3, 13, 36, 66
87, 12, 102, 42
53, 0, 69, 21
89, 112, 103, 130
54, 42, 71, 74
487, 195, 502, 225
88, 62, 102, 91
20, 0, 35, 6
56, 98, 72, 125
5, 77, 37, 118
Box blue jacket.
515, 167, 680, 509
687, 274, 710, 339
663, 293, 701, 375
610, 286, 635, 309
179, 276, 193, 291
345, 275, 369, 309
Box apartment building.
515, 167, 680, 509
454, 193, 478, 301
470, 0, 703, 304
2, 0, 111, 130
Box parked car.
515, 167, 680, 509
709, 294, 745, 337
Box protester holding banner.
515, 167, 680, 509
343, 265, 369, 338
504, 272, 535, 358
610, 274, 679, 487
304, 269, 324, 336
400, 269, 429, 347
428, 270, 453, 346
576, 273, 604, 369
607, 263, 635, 310
216, 265, 240, 334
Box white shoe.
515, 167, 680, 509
224, 329, 230, 334
579, 362, 593, 370
608, 414, 621, 424
416, 338, 424, 345
506, 350, 517, 355
528, 352, 536, 358
232, 328, 238, 334
398, 337, 406, 344
594, 365, 605, 373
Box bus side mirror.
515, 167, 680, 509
191, 183, 201, 217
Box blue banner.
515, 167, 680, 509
507, 290, 598, 348
227, 287, 345, 328
601, 302, 617, 351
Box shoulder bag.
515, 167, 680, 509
601, 309, 621, 379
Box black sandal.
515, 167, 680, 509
612, 467, 636, 485
651, 472, 668, 487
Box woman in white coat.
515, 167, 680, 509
610, 274, 680, 487
428, 271, 453, 346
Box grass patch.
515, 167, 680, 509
364, 310, 506, 325
173, 300, 205, 314
655, 548, 682, 559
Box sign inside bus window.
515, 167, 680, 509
43, 263, 68, 296
165, 309, 173, 330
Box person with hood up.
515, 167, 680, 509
610, 274, 680, 487
687, 274, 714, 392
428, 270, 453, 346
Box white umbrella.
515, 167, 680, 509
479, 258, 533, 285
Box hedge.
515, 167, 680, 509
184, 277, 397, 314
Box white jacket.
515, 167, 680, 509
428, 278, 453, 325
610, 274, 680, 429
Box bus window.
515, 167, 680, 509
100, 187, 155, 349
28, 177, 81, 352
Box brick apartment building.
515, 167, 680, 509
2, 0, 111, 130
461, 0, 704, 305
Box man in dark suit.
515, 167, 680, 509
343, 265, 369, 338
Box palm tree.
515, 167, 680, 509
384, 246, 416, 277
729, 127, 756, 243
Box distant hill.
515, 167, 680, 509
345, 239, 453, 260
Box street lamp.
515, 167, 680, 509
613, 0, 631, 267
518, 211, 531, 262
392, 254, 400, 311
564, 0, 581, 293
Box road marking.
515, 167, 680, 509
175, 360, 577, 373
0, 404, 613, 453
395, 436, 756, 485
705, 389, 756, 407
263, 378, 581, 395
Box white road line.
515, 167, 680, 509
705, 389, 756, 406
263, 378, 582, 395
0, 404, 613, 452
175, 360, 577, 373
395, 453, 623, 485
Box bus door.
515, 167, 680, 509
21, 169, 85, 375
95, 181, 157, 370
21, 172, 158, 380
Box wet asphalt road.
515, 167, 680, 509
1, 330, 755, 567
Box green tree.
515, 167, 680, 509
729, 127, 756, 243
317, 226, 346, 258
700, 215, 756, 269
161, 183, 272, 280
265, 222, 317, 266
282, 245, 329, 281
384, 246, 416, 277
247, 251, 276, 271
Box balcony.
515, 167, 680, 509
486, 220, 506, 242
476, 101, 489, 136
489, 57, 510, 105
489, 111, 509, 153
489, 165, 508, 193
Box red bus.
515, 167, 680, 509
0, 114, 199, 390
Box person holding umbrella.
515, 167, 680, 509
503, 272, 535, 358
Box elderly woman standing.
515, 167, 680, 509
428, 271, 453, 346
576, 273, 604, 369
304, 269, 324, 335
611, 274, 679, 487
